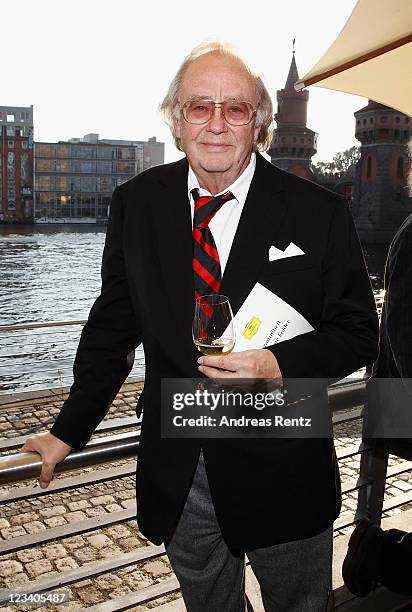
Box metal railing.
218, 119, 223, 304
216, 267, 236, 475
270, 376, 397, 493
0, 288, 385, 396
0, 382, 412, 610
0, 319, 145, 395
0, 431, 139, 486
0, 380, 364, 485
0, 284, 387, 396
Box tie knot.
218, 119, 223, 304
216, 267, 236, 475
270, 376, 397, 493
191, 189, 235, 228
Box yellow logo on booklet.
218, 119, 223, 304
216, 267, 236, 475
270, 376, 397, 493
242, 316, 262, 340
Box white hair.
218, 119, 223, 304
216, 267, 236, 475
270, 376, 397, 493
160, 40, 273, 152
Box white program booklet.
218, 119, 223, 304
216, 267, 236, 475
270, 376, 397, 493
230, 282, 314, 351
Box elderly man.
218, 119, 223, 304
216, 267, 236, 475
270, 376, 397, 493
23, 42, 378, 611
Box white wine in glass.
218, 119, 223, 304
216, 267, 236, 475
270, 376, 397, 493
193, 294, 235, 356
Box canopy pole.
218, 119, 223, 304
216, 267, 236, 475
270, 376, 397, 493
295, 34, 412, 91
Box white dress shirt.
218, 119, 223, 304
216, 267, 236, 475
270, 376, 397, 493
188, 153, 256, 274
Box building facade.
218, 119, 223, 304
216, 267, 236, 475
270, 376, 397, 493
0, 105, 34, 223
142, 136, 164, 171
269, 52, 317, 180
351, 101, 412, 243
34, 134, 164, 222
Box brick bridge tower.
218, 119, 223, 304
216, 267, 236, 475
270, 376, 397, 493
269, 45, 317, 180
352, 100, 412, 243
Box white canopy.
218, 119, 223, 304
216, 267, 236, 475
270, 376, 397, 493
295, 0, 412, 117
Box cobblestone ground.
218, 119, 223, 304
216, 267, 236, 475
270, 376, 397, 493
0, 383, 139, 440
333, 410, 412, 538
0, 385, 411, 610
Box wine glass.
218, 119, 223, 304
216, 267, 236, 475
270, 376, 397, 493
193, 294, 235, 355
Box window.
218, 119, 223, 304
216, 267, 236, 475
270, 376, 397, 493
55, 176, 68, 191
80, 161, 95, 173
21, 141, 28, 149
36, 176, 51, 190
97, 147, 116, 160
6, 114, 15, 122
72, 145, 95, 159
116, 161, 135, 173
395, 116, 401, 123
96, 161, 111, 173
8, 141, 14, 148
36, 159, 54, 172
35, 144, 55, 157
397, 156, 404, 179
56, 144, 69, 158
71, 177, 82, 192
55, 159, 69, 172
81, 177, 97, 192
366, 156, 372, 179
98, 176, 116, 192
117, 147, 136, 160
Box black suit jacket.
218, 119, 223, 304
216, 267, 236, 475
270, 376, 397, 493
366, 214, 412, 460
50, 153, 378, 551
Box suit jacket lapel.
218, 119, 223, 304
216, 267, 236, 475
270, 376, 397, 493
152, 157, 199, 368
220, 153, 287, 316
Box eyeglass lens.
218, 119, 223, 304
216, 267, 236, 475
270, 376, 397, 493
183, 101, 254, 125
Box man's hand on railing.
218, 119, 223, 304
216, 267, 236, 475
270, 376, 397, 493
20, 432, 73, 489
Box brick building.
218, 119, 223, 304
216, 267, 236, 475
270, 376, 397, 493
0, 105, 34, 223
351, 101, 412, 242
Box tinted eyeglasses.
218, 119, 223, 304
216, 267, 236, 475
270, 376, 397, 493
180, 100, 257, 126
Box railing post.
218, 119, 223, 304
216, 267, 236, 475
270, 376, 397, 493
355, 442, 389, 525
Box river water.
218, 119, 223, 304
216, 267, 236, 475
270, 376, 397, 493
0, 224, 389, 394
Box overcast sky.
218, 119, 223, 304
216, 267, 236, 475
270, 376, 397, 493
2, 0, 364, 164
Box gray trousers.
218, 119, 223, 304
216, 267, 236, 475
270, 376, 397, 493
165, 451, 333, 612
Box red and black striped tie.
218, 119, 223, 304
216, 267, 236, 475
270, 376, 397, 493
192, 188, 235, 306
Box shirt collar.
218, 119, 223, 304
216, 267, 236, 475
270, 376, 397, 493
188, 152, 256, 205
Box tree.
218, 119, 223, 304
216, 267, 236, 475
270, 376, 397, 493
312, 146, 360, 177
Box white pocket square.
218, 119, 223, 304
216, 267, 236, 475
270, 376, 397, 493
268, 242, 305, 261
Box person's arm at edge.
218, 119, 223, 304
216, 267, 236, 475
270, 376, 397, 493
385, 219, 412, 392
